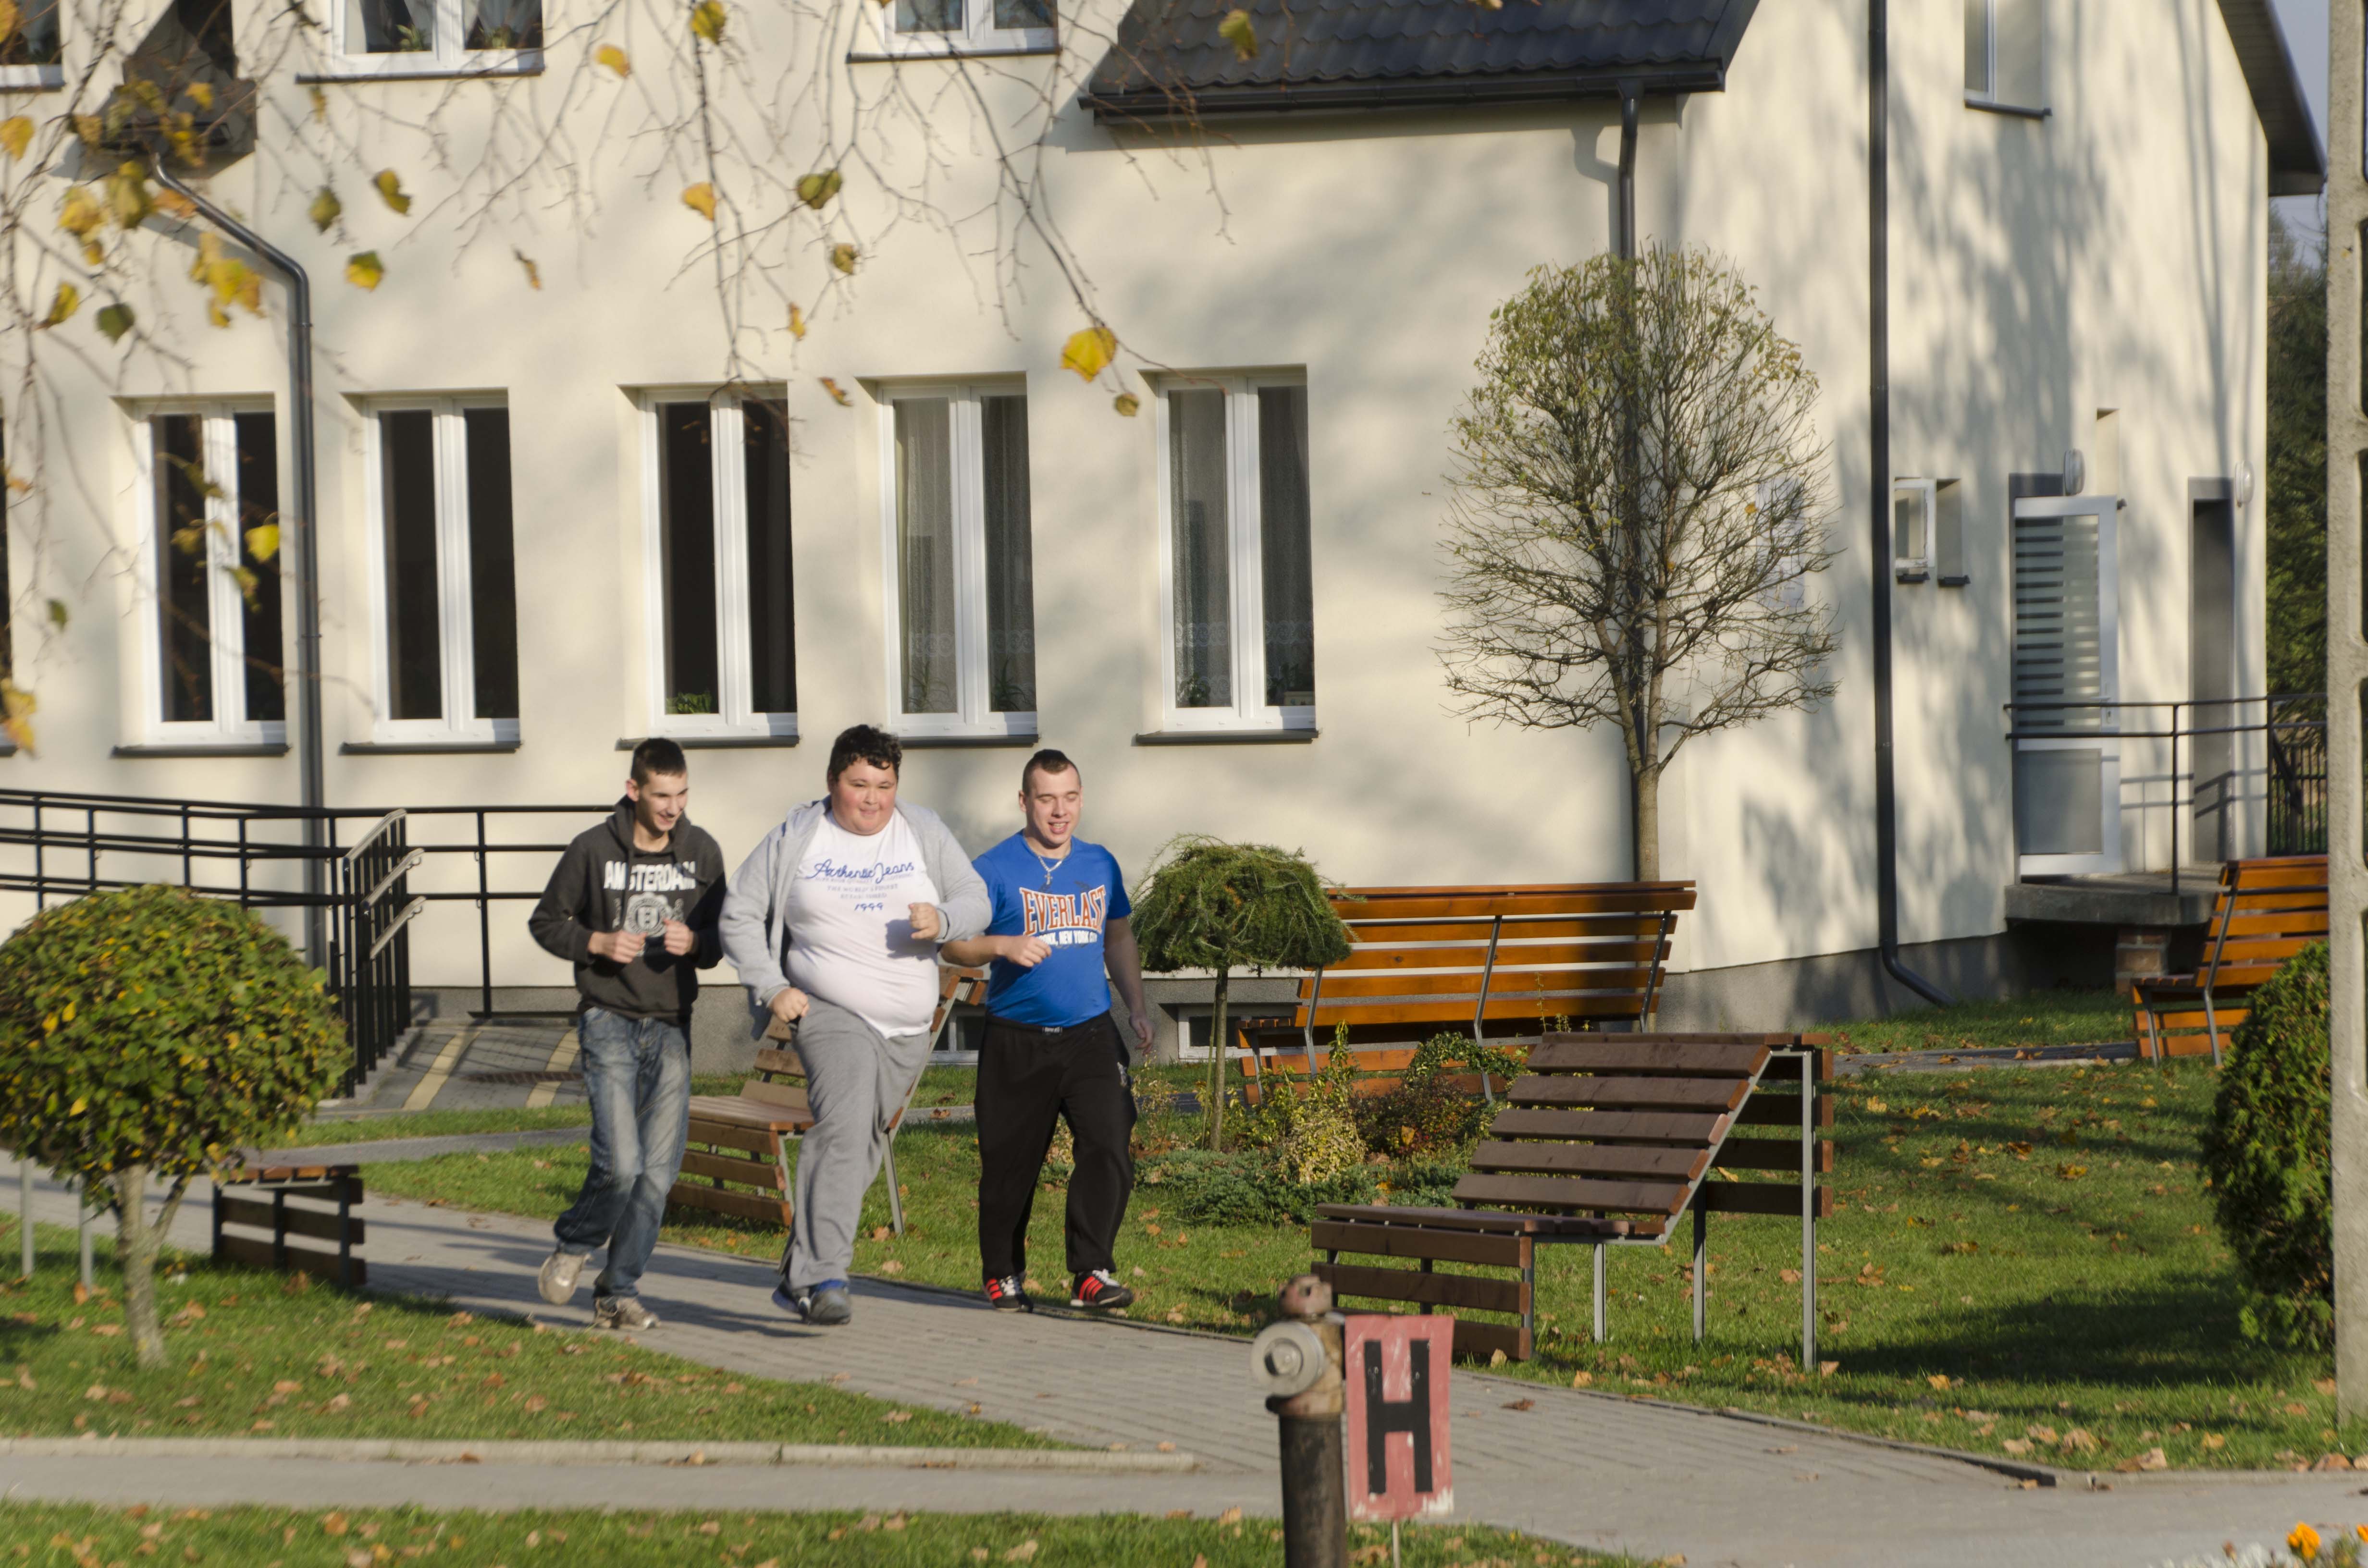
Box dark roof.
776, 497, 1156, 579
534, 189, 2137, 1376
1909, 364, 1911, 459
1080, 0, 1757, 121
2214, 0, 2325, 196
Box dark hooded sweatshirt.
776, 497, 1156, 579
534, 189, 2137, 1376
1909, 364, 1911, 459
528, 800, 727, 1023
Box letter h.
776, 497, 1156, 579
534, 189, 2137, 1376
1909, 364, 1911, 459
1361, 1338, 1433, 1494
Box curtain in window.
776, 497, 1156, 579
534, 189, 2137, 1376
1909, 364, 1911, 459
1168, 389, 1231, 709
993, 0, 1051, 27
380, 411, 443, 721
896, 0, 960, 31
234, 413, 285, 723
464, 408, 519, 723
980, 395, 1036, 714
896, 399, 958, 714
657, 402, 720, 717
743, 399, 796, 717
466, 0, 541, 47
1257, 386, 1314, 710
154, 414, 214, 723
350, 0, 431, 52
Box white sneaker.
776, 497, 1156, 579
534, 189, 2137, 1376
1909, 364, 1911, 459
592, 1295, 660, 1331
538, 1249, 586, 1305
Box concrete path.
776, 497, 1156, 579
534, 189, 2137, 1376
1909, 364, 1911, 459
8, 1155, 2367, 1567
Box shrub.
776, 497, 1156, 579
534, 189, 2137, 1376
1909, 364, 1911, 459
2199, 940, 2331, 1349
0, 886, 345, 1366
1145, 1148, 1463, 1228
1351, 1032, 1517, 1160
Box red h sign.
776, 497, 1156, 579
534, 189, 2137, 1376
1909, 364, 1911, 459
1343, 1314, 1454, 1521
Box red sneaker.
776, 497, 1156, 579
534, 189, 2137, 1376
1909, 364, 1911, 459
1069, 1269, 1134, 1310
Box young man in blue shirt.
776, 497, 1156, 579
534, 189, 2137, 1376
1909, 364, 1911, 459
940, 749, 1152, 1312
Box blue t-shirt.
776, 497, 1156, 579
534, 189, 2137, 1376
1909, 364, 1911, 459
974, 833, 1133, 1029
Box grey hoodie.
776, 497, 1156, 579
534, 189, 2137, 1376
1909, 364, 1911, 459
528, 800, 726, 1023
718, 798, 990, 1037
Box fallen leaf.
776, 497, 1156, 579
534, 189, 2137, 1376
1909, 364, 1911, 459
2001, 1438, 2033, 1455
1217, 1508, 1242, 1526
1502, 1398, 1534, 1411
1001, 1542, 1038, 1563
596, 42, 630, 75
1570, 1370, 1592, 1387
682, 183, 716, 221
1060, 325, 1115, 381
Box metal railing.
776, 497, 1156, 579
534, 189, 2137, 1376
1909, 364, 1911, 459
2003, 694, 2327, 894
0, 789, 610, 1092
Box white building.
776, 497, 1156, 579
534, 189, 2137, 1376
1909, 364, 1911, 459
0, 0, 2325, 1054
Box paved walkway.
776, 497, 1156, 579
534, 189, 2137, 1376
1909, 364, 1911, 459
8, 1156, 2367, 1566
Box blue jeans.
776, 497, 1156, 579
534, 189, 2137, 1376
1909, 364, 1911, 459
552, 1008, 690, 1301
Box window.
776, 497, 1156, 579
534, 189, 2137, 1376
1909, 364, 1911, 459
873, 0, 1052, 56
140, 406, 285, 742
880, 384, 1036, 736
639, 391, 796, 737
0, 0, 63, 89
332, 0, 540, 75
1156, 375, 1314, 731
1894, 478, 1969, 586
363, 399, 518, 743
1933, 479, 1967, 585
1964, 0, 2042, 111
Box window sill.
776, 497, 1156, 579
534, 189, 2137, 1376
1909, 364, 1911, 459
1965, 96, 2048, 120
1134, 728, 1318, 745
895, 732, 1041, 748
114, 742, 292, 758
342, 739, 521, 755
845, 45, 1059, 61
0, 67, 65, 92
1937, 574, 1972, 588
300, 58, 543, 83
614, 734, 800, 750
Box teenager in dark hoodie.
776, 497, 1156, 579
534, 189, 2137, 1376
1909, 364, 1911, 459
526, 737, 726, 1330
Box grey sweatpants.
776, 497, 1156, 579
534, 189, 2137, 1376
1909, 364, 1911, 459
782, 996, 934, 1291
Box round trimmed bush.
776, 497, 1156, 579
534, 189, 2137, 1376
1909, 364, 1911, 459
2198, 940, 2331, 1349
0, 885, 345, 1364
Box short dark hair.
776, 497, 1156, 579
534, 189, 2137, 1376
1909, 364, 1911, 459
1021, 748, 1080, 793
629, 737, 689, 785
827, 724, 902, 784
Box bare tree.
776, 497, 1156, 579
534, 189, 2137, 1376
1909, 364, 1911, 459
1438, 247, 1839, 881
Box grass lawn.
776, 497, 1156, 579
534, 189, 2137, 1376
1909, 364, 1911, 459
0, 1504, 1628, 1567
1817, 988, 2134, 1054
367, 1058, 2368, 1471
0, 1224, 1048, 1447
285, 1107, 598, 1147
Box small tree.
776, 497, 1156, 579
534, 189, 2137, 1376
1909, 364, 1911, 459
1439, 247, 1839, 879
0, 885, 344, 1367
1129, 837, 1352, 1152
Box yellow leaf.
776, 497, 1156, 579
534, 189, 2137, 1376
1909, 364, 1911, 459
0, 1, 18, 43
1217, 8, 1256, 58
106, 161, 150, 229
40, 282, 78, 327
372, 169, 411, 215
57, 184, 100, 238
795, 169, 842, 209
154, 189, 196, 220
513, 250, 541, 289
0, 116, 31, 160
246, 523, 280, 562
345, 251, 385, 291
1113, 392, 1140, 417
596, 43, 630, 75
787, 303, 806, 339
68, 1096, 86, 1115
308, 86, 327, 122
681, 182, 716, 220
70, 114, 100, 147
830, 242, 858, 274
185, 82, 214, 110
0, 679, 35, 757
308, 186, 341, 233
1060, 325, 1115, 381
819, 378, 850, 406
96, 302, 134, 343
690, 0, 727, 43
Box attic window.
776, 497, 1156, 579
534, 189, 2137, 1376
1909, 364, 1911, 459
0, 0, 64, 90
1964, 0, 2042, 112
875, 0, 1054, 57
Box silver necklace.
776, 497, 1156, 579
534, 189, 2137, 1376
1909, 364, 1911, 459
1032, 843, 1068, 887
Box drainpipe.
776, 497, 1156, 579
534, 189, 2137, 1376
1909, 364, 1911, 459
1616, 78, 1642, 259
1866, 0, 1950, 1009
149, 155, 328, 968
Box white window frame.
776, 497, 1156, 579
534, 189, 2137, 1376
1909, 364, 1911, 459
359, 395, 518, 745
869, 0, 1054, 58
637, 386, 797, 741
0, 0, 65, 90
875, 380, 1037, 740
1963, 0, 2043, 113
325, 0, 542, 78
1893, 478, 1934, 583
1153, 372, 1316, 734
132, 401, 287, 747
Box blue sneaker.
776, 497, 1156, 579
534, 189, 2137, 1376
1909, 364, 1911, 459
774, 1279, 853, 1325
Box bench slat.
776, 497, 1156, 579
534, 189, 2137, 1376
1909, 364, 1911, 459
1314, 1203, 1632, 1237
1508, 1075, 1751, 1113
738, 1078, 808, 1109
1311, 966, 1659, 1002
1524, 1041, 1772, 1078
688, 1097, 813, 1134
665, 1183, 790, 1225
216, 1195, 364, 1245
753, 1047, 803, 1076
1328, 940, 1671, 972
1468, 1141, 1709, 1182
1700, 1181, 1836, 1219
1450, 1317, 1531, 1361
1485, 1107, 1730, 1145
1314, 1260, 1529, 1318
678, 1148, 782, 1189
1337, 917, 1680, 944
1337, 892, 1694, 920
1449, 1172, 1691, 1216
214, 1231, 366, 1284
1310, 1220, 1531, 1268
1305, 995, 1658, 1028
1709, 1139, 1837, 1173
1733, 1094, 1835, 1128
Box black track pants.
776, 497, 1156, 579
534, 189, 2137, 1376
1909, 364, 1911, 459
975, 1015, 1136, 1281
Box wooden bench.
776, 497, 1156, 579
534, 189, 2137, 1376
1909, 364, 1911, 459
1311, 1032, 1831, 1365
2133, 855, 2328, 1064
1237, 882, 1696, 1104
1242, 1043, 1511, 1108
665, 966, 986, 1235
212, 1163, 365, 1288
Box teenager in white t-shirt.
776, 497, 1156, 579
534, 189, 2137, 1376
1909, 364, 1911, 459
717, 725, 990, 1326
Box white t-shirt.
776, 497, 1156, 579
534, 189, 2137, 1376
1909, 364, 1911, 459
786, 810, 943, 1039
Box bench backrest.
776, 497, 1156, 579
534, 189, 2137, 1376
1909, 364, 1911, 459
750, 964, 988, 1111
2201, 856, 2329, 989
1287, 882, 1696, 1049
